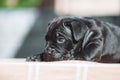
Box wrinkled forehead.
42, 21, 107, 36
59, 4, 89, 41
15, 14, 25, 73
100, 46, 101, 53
48, 16, 76, 31
46, 17, 72, 37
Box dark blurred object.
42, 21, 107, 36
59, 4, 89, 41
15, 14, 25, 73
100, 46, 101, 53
96, 16, 120, 26
38, 0, 54, 8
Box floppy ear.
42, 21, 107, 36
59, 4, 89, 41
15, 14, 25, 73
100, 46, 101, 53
82, 30, 94, 48
70, 21, 88, 41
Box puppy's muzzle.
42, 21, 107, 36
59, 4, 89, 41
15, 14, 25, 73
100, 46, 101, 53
44, 47, 62, 59
45, 47, 56, 54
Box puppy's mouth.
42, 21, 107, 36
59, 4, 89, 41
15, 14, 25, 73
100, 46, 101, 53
43, 52, 61, 61
44, 49, 74, 61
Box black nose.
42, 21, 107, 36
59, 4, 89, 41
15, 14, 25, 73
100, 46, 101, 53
45, 47, 56, 53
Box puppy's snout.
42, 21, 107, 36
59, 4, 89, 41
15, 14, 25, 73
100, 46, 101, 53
45, 47, 56, 53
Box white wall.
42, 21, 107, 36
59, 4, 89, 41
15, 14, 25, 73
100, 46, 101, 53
55, 0, 120, 16
0, 8, 37, 58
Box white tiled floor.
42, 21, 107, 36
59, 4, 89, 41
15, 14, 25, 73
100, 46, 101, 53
0, 8, 37, 58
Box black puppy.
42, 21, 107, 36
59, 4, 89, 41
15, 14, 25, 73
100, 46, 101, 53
26, 16, 120, 63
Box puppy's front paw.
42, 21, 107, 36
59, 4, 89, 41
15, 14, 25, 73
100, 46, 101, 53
26, 56, 37, 62
26, 54, 43, 62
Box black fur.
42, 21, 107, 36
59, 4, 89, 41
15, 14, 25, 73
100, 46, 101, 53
26, 16, 120, 63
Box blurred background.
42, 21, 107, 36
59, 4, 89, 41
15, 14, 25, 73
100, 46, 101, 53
0, 0, 120, 59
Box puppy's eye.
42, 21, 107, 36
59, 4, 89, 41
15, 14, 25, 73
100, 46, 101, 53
57, 37, 66, 43
63, 22, 71, 27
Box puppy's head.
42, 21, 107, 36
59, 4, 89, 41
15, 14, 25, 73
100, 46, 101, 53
44, 17, 90, 61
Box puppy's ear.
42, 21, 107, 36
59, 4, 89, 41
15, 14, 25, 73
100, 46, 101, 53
70, 21, 88, 41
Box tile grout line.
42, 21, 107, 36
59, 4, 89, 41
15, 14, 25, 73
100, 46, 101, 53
82, 64, 88, 80
34, 63, 40, 80
76, 63, 81, 80
27, 63, 33, 80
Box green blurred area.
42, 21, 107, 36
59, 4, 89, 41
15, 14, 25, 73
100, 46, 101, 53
0, 0, 43, 8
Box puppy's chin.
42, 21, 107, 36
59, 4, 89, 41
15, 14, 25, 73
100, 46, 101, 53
43, 52, 74, 61
43, 53, 62, 61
